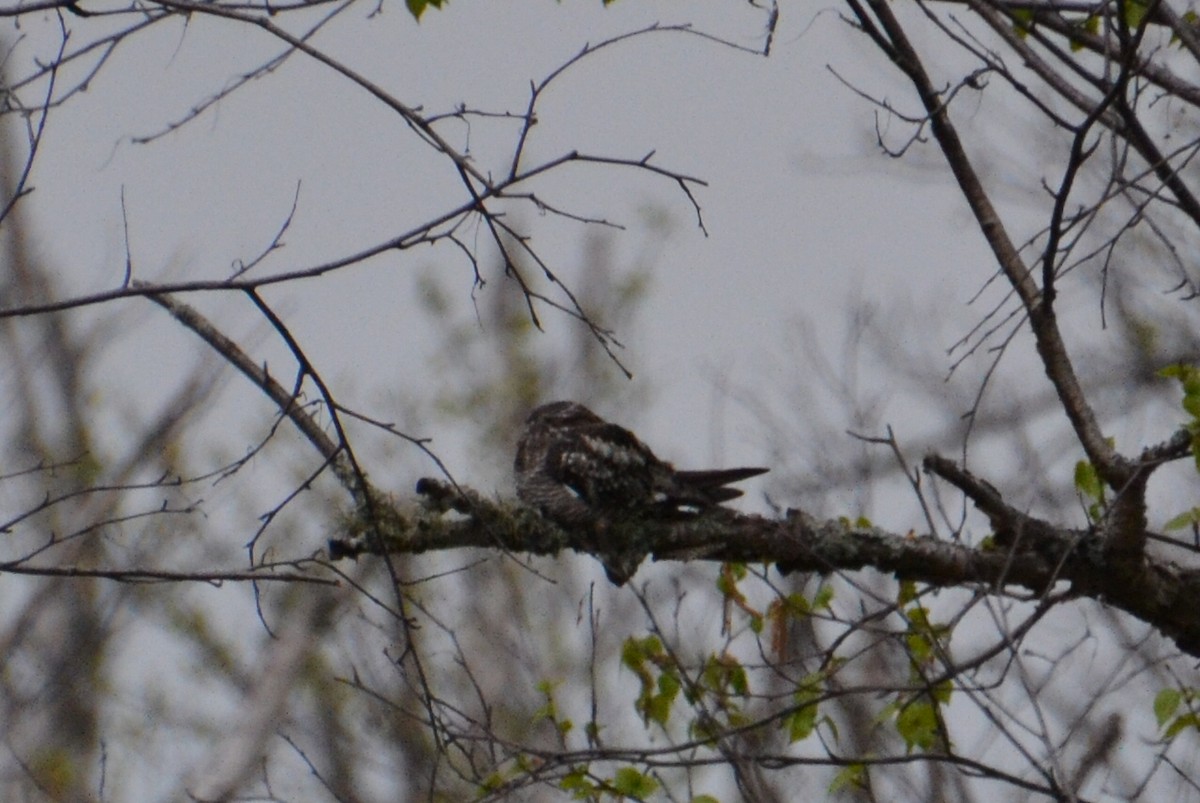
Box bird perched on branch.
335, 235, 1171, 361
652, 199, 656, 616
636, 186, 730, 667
515, 400, 768, 584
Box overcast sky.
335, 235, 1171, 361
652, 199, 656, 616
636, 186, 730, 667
6, 0, 1025, 501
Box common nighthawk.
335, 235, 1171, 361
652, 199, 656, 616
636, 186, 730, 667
514, 400, 768, 585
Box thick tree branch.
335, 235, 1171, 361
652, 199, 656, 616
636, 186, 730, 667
330, 479, 1200, 658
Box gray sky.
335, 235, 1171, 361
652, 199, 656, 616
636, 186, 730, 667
14, 1, 1003, 488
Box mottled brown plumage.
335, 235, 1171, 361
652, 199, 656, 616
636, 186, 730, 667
514, 401, 767, 584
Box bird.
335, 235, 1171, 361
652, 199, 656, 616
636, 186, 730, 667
514, 400, 768, 584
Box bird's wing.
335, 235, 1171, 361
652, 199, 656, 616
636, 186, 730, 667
544, 422, 659, 508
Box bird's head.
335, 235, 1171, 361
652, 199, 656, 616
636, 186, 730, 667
524, 401, 605, 430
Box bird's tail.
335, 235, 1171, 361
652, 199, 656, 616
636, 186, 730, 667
673, 467, 768, 503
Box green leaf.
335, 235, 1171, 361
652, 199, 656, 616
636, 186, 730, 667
1155, 688, 1182, 726
621, 635, 663, 670
405, 0, 445, 21
1159, 364, 1200, 431
611, 767, 658, 798
1123, 0, 1149, 28
786, 671, 838, 744
896, 699, 942, 752
1074, 460, 1104, 501
691, 796, 721, 803
658, 671, 681, 701
729, 663, 749, 695
644, 671, 680, 727
829, 763, 867, 794
787, 701, 819, 743
812, 584, 834, 610
783, 592, 810, 617
1157, 364, 1189, 380
1163, 508, 1200, 531
905, 630, 934, 664
1185, 394, 1200, 419
1165, 712, 1200, 740
715, 570, 735, 596
1010, 7, 1034, 37
701, 654, 750, 699
623, 635, 675, 726
560, 768, 596, 798
903, 607, 951, 668
641, 687, 669, 726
